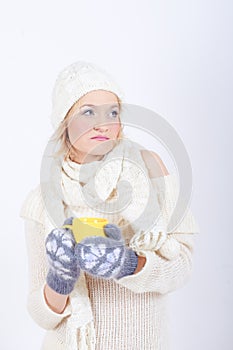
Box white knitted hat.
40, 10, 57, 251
50, 61, 125, 130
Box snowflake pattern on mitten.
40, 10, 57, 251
45, 225, 80, 294
75, 223, 138, 280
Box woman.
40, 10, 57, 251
20, 61, 199, 349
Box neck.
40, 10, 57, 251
68, 151, 105, 164
68, 141, 120, 164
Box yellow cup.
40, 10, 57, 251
62, 217, 108, 243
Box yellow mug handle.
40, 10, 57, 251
62, 217, 108, 243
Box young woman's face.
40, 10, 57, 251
66, 90, 121, 163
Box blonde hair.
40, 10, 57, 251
51, 95, 125, 161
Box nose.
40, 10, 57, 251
93, 121, 109, 133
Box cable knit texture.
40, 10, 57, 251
20, 138, 199, 350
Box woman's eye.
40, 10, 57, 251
82, 109, 119, 118
110, 110, 119, 118
83, 109, 94, 116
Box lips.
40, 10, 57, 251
91, 136, 109, 140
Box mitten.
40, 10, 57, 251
75, 223, 138, 280
45, 217, 80, 295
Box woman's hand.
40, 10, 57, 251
45, 217, 80, 295
75, 223, 138, 280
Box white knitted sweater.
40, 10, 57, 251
20, 138, 199, 350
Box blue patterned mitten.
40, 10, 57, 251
75, 223, 138, 280
45, 217, 80, 295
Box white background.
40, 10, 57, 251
0, 0, 232, 349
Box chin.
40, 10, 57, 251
88, 139, 117, 155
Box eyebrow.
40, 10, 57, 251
80, 103, 119, 108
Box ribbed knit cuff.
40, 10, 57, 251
46, 270, 77, 295
115, 249, 138, 280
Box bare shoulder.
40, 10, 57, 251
140, 149, 169, 178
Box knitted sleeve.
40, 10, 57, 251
114, 173, 200, 294
20, 187, 72, 330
